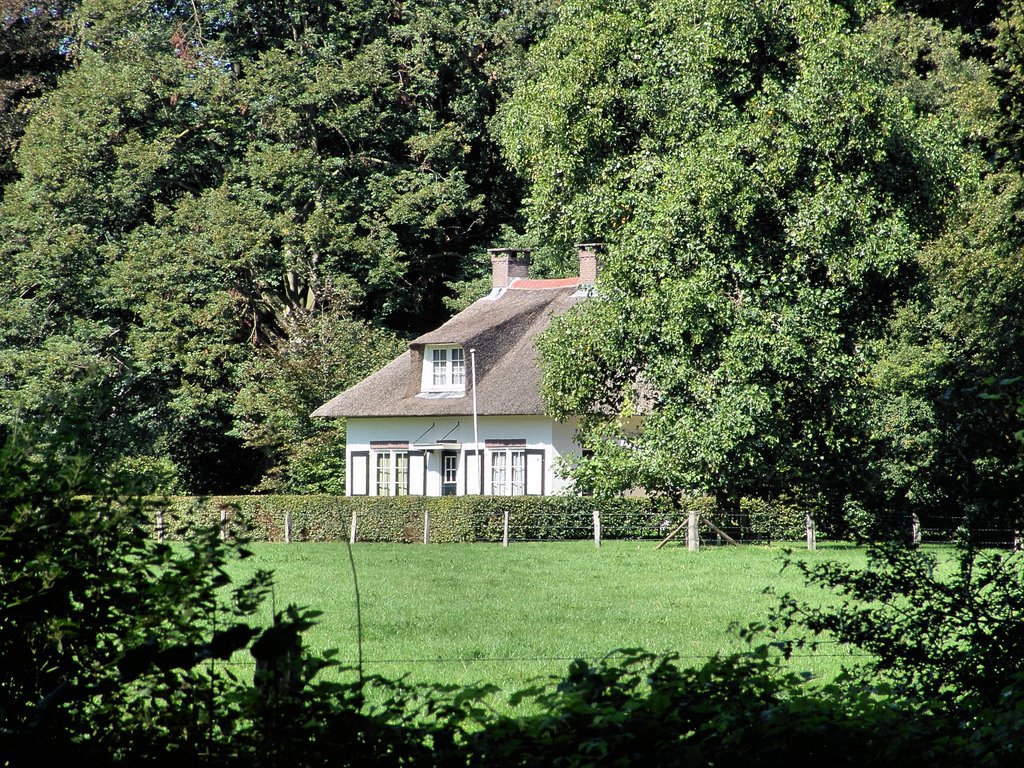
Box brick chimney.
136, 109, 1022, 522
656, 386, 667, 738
576, 243, 602, 285
488, 248, 531, 290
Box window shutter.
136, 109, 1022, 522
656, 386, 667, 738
465, 451, 482, 495
409, 451, 426, 495
526, 450, 545, 495
350, 452, 369, 496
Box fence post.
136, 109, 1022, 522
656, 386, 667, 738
157, 508, 164, 543
687, 506, 700, 552
285, 511, 292, 543
221, 509, 227, 541
910, 512, 921, 547
593, 509, 601, 549
423, 509, 430, 544
502, 508, 510, 548
805, 513, 816, 551
349, 511, 358, 545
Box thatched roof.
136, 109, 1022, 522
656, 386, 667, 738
312, 279, 585, 419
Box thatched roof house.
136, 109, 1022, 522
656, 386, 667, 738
312, 246, 599, 497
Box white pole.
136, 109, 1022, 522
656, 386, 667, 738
593, 509, 601, 549
470, 348, 481, 495
423, 509, 430, 544
349, 511, 358, 545
503, 508, 510, 548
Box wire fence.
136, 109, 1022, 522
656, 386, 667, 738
912, 515, 1024, 549
341, 508, 1024, 551
213, 643, 873, 674
152, 495, 1023, 551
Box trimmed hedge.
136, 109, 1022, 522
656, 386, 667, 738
741, 497, 807, 541
151, 494, 806, 544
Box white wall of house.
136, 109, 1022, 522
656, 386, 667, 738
552, 418, 581, 462
345, 415, 581, 497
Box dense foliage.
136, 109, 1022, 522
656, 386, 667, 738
0, 427, 474, 765
4, 0, 1024, 762
772, 542, 1024, 709
2, 0, 1020, 525
131, 491, 813, 544
0, 0, 556, 493
142, 492, 716, 542
0, 0, 71, 187
503, 0, 1022, 537
1, 427, 266, 759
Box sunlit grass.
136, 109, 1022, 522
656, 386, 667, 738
224, 540, 873, 694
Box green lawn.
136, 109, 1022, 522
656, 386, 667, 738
226, 540, 872, 694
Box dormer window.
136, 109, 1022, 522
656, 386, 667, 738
422, 345, 465, 392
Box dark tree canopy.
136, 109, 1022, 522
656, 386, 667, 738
0, 0, 73, 189
0, 0, 557, 492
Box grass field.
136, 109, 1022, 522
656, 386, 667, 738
225, 540, 873, 695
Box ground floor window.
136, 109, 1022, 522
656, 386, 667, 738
376, 453, 390, 495
490, 449, 526, 496
354, 441, 545, 497
395, 452, 409, 495
375, 450, 409, 496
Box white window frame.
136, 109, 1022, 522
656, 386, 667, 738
432, 348, 448, 386
511, 450, 525, 496
490, 451, 507, 496
395, 452, 409, 496
489, 448, 526, 496
442, 453, 459, 493
374, 450, 409, 496
421, 345, 466, 392
375, 453, 391, 496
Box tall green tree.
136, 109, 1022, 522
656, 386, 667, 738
0, 0, 251, 488
232, 295, 405, 493
219, 0, 557, 333
860, 178, 1024, 535
854, 3, 1024, 536
502, 0, 992, 524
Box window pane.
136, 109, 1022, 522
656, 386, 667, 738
451, 348, 465, 386
395, 452, 409, 496
432, 348, 447, 385
376, 454, 391, 496
443, 454, 458, 484
490, 451, 507, 495
511, 451, 526, 496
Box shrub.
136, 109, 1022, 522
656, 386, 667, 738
153, 494, 687, 543
151, 493, 812, 545
460, 650, 989, 766
741, 497, 807, 541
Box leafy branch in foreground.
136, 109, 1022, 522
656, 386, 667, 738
0, 428, 447, 765
460, 648, 976, 766
769, 543, 1024, 710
